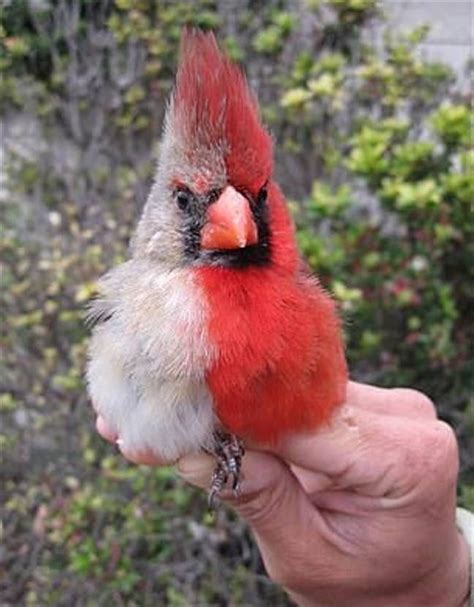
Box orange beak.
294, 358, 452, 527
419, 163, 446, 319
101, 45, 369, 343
201, 185, 258, 250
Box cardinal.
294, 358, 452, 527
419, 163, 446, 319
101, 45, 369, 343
87, 29, 347, 502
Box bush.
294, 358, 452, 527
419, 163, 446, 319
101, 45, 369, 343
1, 0, 472, 604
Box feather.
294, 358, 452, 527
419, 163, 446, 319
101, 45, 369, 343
170, 28, 273, 193
85, 296, 113, 328
198, 188, 347, 444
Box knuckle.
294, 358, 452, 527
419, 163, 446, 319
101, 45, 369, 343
413, 421, 459, 486
395, 388, 437, 418
429, 421, 459, 471
395, 419, 459, 495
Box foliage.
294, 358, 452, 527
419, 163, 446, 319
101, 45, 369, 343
1, 0, 472, 604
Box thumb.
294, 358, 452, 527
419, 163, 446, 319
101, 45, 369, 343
176, 450, 306, 530
177, 450, 333, 593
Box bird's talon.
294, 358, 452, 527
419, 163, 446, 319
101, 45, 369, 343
208, 431, 244, 507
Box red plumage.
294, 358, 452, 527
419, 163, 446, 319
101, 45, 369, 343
198, 185, 347, 444
174, 29, 272, 192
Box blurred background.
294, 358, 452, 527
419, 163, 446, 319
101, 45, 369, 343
1, 0, 472, 604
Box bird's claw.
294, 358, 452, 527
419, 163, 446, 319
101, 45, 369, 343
208, 431, 244, 508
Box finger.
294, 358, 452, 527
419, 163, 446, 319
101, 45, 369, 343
95, 415, 171, 466
347, 381, 436, 420
177, 450, 313, 530
177, 451, 286, 497
288, 464, 333, 494
177, 451, 348, 590
176, 452, 216, 489
118, 441, 171, 467
96, 415, 118, 443
273, 406, 449, 499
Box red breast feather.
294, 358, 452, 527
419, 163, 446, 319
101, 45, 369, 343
198, 185, 347, 444
177, 30, 348, 444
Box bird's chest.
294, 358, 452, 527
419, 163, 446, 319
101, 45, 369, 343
196, 264, 293, 367
119, 269, 216, 382
195, 265, 313, 440
88, 266, 218, 460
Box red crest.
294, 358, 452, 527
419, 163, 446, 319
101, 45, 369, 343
172, 29, 273, 192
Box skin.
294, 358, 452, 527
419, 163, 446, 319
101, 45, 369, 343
95, 381, 470, 607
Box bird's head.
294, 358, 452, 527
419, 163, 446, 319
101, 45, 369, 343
134, 29, 294, 270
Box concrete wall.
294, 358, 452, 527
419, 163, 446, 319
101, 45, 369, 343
382, 0, 473, 90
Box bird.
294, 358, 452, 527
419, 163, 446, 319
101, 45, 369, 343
86, 28, 348, 503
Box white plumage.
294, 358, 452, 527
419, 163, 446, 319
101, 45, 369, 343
87, 260, 217, 461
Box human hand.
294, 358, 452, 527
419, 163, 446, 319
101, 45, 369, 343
95, 382, 470, 607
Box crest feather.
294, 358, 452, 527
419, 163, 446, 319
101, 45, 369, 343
171, 28, 272, 190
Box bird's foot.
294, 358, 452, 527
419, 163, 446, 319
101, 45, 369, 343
208, 431, 245, 508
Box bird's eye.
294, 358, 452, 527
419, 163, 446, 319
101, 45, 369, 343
256, 184, 268, 205
175, 187, 193, 210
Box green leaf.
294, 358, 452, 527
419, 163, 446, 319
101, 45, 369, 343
280, 87, 313, 108
431, 104, 471, 147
